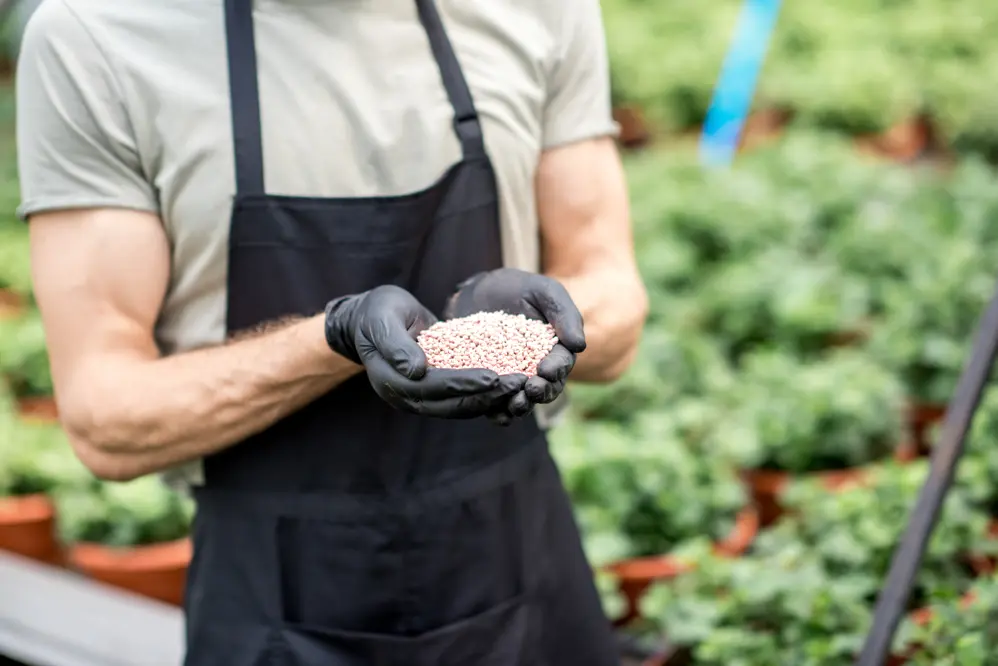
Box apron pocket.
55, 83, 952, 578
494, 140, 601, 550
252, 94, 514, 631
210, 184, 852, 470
276, 515, 407, 634
276, 458, 537, 636
277, 595, 529, 666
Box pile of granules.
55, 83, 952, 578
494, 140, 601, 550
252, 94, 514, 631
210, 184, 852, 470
417, 311, 558, 376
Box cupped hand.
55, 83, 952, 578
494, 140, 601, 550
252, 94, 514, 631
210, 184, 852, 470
444, 269, 585, 424
325, 285, 526, 418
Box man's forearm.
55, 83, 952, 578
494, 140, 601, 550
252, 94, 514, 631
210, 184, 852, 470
556, 269, 648, 382
63, 314, 363, 480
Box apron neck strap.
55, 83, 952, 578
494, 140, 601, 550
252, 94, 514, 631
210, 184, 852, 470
224, 0, 266, 196
223, 0, 488, 198
414, 0, 487, 160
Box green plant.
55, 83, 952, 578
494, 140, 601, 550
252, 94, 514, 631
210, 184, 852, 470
869, 235, 996, 405
905, 574, 998, 666
638, 544, 894, 666
604, 0, 741, 132
771, 461, 988, 606
823, 167, 944, 309
696, 249, 874, 359
595, 569, 626, 621
554, 407, 745, 564
0, 396, 87, 497
788, 48, 921, 135
956, 387, 998, 514
567, 328, 732, 424
0, 309, 52, 397
711, 349, 905, 473
926, 48, 998, 162
0, 227, 31, 295
55, 476, 195, 548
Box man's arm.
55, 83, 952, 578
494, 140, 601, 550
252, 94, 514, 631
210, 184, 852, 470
537, 138, 648, 383
30, 208, 361, 482
17, 2, 361, 481
534, 0, 647, 382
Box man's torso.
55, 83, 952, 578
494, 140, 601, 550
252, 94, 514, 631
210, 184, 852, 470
22, 0, 607, 485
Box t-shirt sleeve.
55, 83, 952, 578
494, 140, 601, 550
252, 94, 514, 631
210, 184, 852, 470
540, 0, 620, 150
15, 0, 157, 220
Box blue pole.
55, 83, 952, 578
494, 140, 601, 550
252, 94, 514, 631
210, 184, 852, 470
699, 0, 783, 167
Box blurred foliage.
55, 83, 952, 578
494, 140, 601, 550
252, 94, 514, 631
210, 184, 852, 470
605, 0, 998, 158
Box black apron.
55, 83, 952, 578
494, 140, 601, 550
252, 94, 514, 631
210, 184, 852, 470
182, 1, 619, 664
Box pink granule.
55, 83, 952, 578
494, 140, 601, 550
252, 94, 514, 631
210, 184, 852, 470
417, 311, 558, 376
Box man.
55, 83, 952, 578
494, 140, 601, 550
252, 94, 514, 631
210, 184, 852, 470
16, 0, 648, 663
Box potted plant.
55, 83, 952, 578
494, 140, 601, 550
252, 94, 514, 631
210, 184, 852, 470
823, 169, 942, 315
926, 54, 998, 163
904, 574, 998, 665
771, 460, 990, 609
0, 226, 32, 320
0, 398, 86, 563
554, 407, 757, 623
57, 476, 195, 606
603, 0, 735, 136
567, 328, 732, 426
955, 387, 998, 518
713, 348, 907, 524
0, 309, 56, 421
787, 43, 920, 139
695, 249, 875, 361
947, 387, 998, 572
869, 233, 996, 432
635, 545, 910, 666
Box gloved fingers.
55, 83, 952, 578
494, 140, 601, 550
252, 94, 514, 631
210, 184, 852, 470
535, 344, 576, 384
366, 356, 502, 403
362, 298, 438, 380
507, 390, 535, 416
409, 374, 527, 419
417, 368, 509, 399
528, 279, 586, 354
524, 375, 565, 404
485, 388, 536, 426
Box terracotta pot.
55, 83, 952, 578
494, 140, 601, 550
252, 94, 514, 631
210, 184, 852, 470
825, 320, 873, 349
910, 590, 977, 627
16, 396, 59, 424
741, 466, 869, 527
742, 446, 919, 526
0, 289, 24, 321
890, 590, 978, 663
713, 506, 759, 557
68, 537, 192, 606
855, 115, 937, 163
894, 440, 921, 463
613, 105, 651, 149
607, 555, 692, 628
674, 108, 790, 156
966, 520, 998, 576
606, 508, 759, 625
0, 493, 61, 564
906, 402, 946, 455
738, 108, 791, 151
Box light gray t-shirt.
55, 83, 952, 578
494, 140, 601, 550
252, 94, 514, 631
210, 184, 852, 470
16, 0, 618, 484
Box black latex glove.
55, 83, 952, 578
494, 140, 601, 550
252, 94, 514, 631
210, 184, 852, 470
325, 285, 526, 418
445, 268, 586, 425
